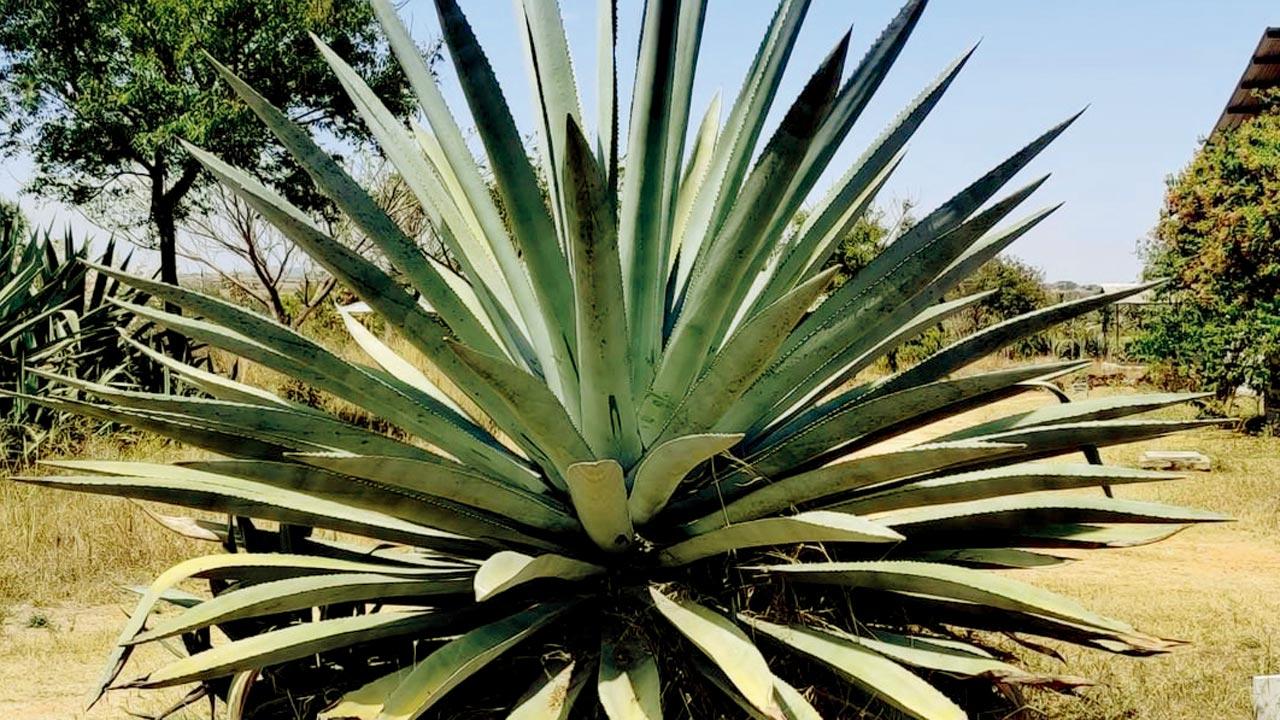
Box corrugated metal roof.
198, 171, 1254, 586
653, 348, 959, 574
1213, 27, 1280, 136
1098, 283, 1157, 305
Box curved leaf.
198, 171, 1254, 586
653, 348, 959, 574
659, 511, 901, 566
648, 587, 777, 716
474, 551, 603, 601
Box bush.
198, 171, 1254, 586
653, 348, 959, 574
1134, 92, 1280, 421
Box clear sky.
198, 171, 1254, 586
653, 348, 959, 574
2, 1, 1274, 283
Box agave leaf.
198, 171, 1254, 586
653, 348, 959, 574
853, 628, 1093, 688
670, 92, 722, 265
92, 553, 454, 701
648, 587, 778, 717
432, 0, 579, 413
674, 0, 811, 294
936, 392, 1210, 442
566, 460, 634, 553
707, 0, 931, 344
650, 268, 836, 445
336, 306, 479, 425
747, 360, 1088, 475
320, 669, 407, 720
595, 0, 618, 178
448, 339, 593, 485
766, 199, 1061, 427
514, 0, 584, 249
474, 551, 604, 601
206, 56, 502, 358
175, 143, 457, 354
136, 507, 222, 543
884, 591, 1179, 656
651, 33, 847, 427
792, 110, 1082, 366
375, 602, 573, 720
410, 127, 493, 275
689, 657, 779, 720
312, 37, 538, 370
599, 636, 663, 720
747, 185, 1059, 427
509, 661, 586, 720
873, 496, 1227, 541
871, 282, 1160, 399
369, 0, 563, 378
1018, 523, 1189, 549
769, 0, 927, 242
4, 390, 294, 461
130, 572, 471, 645
762, 43, 974, 306
423, 254, 512, 349
683, 442, 1020, 533
772, 678, 822, 720
176, 458, 560, 552
23, 464, 490, 554
745, 619, 965, 720
659, 511, 902, 567
34, 371, 429, 460
738, 289, 994, 437
732, 145, 903, 342
839, 462, 1181, 515
225, 670, 258, 720
562, 116, 642, 465
121, 333, 296, 409
907, 547, 1070, 569
960, 418, 1228, 466
291, 454, 576, 534
627, 433, 741, 526
130, 610, 465, 688
618, 0, 682, 393
748, 560, 1139, 636
96, 263, 535, 490
660, 0, 709, 245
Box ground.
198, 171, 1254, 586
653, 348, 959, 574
1, 387, 1278, 719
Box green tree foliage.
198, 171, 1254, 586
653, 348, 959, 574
0, 0, 414, 353
954, 254, 1049, 326
955, 254, 1052, 357
824, 200, 913, 288
1135, 92, 1280, 419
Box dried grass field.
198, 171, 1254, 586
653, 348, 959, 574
2, 380, 1278, 719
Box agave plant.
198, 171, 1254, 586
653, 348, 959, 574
18, 0, 1227, 717
0, 214, 155, 461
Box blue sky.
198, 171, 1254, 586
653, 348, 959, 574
2, 1, 1274, 283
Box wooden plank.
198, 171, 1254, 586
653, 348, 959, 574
1139, 451, 1211, 472
1255, 675, 1280, 720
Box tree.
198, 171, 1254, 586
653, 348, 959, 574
952, 254, 1052, 357
953, 254, 1049, 325
1136, 91, 1280, 423
180, 185, 340, 328
0, 0, 416, 352
824, 199, 914, 287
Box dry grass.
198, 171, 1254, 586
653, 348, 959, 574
1, 359, 1277, 718
0, 432, 214, 605
880, 387, 1280, 720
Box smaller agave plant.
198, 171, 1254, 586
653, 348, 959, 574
0, 215, 152, 461
17, 0, 1227, 718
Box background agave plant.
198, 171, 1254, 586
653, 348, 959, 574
17, 0, 1228, 717
0, 212, 157, 462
